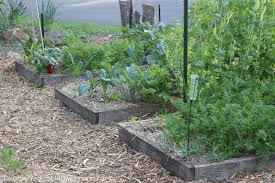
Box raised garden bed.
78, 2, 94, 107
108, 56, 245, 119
15, 61, 88, 86
54, 86, 162, 124
118, 120, 275, 181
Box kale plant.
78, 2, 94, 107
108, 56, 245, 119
117, 64, 142, 102
28, 47, 61, 73
99, 69, 114, 103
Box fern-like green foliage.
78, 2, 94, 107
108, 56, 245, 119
0, 148, 24, 174
163, 0, 275, 160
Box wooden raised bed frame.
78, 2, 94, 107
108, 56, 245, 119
55, 89, 162, 124
15, 61, 87, 87
118, 122, 275, 181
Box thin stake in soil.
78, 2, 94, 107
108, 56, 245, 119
183, 0, 188, 103
40, 13, 45, 48
158, 4, 161, 23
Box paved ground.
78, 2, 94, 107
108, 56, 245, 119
24, 0, 194, 25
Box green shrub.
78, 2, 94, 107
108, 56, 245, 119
163, 0, 275, 160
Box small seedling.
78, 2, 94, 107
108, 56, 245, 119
99, 69, 114, 103
131, 116, 138, 124
86, 70, 98, 97
0, 148, 25, 174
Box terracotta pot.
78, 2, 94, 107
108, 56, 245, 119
47, 64, 54, 74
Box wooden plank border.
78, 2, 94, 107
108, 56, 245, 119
55, 89, 99, 124
118, 123, 275, 181
15, 61, 44, 87
15, 61, 87, 86
55, 89, 162, 124
118, 124, 195, 181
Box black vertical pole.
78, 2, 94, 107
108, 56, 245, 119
40, 13, 45, 48
183, 0, 188, 103
40, 13, 45, 38
129, 0, 133, 28
158, 4, 161, 23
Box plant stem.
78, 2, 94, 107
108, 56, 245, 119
187, 100, 193, 156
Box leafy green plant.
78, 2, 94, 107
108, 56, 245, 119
86, 71, 96, 90
118, 64, 142, 102
84, 70, 98, 97
23, 37, 35, 57
69, 54, 81, 79
0, 148, 24, 174
66, 54, 91, 96
140, 66, 175, 103
99, 69, 114, 103
163, 114, 186, 146
28, 47, 61, 73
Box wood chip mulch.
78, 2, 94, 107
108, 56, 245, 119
0, 51, 274, 183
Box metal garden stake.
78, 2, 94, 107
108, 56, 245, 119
183, 0, 188, 103
40, 13, 45, 45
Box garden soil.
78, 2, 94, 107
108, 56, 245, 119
0, 51, 274, 182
